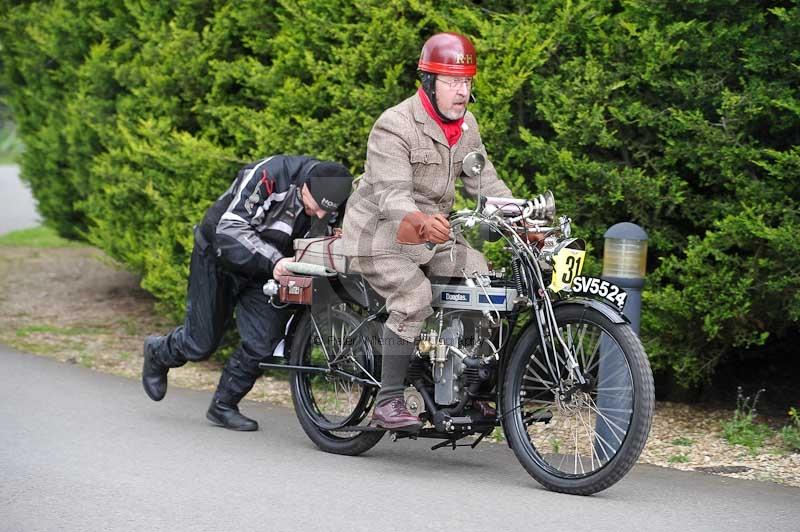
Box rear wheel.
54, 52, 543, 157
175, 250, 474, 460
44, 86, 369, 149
502, 304, 654, 495
289, 306, 385, 455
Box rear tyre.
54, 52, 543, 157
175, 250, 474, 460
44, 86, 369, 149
290, 306, 385, 455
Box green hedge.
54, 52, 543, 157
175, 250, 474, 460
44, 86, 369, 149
1, 0, 798, 388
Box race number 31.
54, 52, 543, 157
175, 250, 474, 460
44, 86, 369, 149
550, 248, 586, 292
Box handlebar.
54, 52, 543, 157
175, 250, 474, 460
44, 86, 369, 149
421, 191, 557, 249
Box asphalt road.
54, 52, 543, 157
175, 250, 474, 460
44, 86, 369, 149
0, 165, 40, 235
1, 346, 798, 532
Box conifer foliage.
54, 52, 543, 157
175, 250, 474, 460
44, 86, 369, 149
1, 1, 797, 387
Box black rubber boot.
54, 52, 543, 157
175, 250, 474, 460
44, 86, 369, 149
206, 352, 261, 431
371, 327, 420, 430
142, 335, 169, 401
206, 400, 259, 431
376, 327, 414, 404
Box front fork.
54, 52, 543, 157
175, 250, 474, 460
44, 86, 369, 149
522, 248, 586, 390
535, 300, 586, 390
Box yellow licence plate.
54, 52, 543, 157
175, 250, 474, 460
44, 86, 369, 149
549, 248, 586, 292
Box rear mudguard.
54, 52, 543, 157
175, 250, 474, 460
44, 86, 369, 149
282, 308, 306, 362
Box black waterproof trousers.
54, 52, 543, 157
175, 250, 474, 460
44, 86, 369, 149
149, 229, 290, 406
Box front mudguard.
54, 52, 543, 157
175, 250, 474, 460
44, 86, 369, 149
553, 296, 629, 324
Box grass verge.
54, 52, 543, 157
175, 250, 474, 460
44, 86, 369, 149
0, 226, 80, 248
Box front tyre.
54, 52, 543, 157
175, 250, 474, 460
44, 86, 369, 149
502, 304, 654, 495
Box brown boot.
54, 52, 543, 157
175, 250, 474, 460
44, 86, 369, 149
372, 397, 422, 430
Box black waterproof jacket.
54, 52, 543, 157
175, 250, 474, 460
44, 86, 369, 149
198, 155, 331, 280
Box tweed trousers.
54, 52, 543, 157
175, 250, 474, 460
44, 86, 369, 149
351, 240, 489, 341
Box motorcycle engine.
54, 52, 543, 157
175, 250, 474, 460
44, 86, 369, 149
415, 315, 489, 406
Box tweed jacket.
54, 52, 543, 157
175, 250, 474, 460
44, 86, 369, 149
340, 93, 512, 258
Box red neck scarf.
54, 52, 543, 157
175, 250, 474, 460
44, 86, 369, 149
417, 87, 464, 147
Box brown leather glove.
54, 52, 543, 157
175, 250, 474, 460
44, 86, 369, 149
396, 211, 451, 245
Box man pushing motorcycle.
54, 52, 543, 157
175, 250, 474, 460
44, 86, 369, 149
340, 32, 513, 430
142, 156, 352, 431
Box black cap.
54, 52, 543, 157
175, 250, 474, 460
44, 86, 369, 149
307, 161, 353, 212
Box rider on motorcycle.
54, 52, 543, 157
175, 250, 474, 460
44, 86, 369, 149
340, 32, 513, 430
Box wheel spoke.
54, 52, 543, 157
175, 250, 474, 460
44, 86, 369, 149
521, 384, 552, 392
576, 406, 599, 470
573, 414, 582, 475
557, 432, 568, 471
593, 427, 616, 463
582, 331, 602, 373
585, 398, 628, 445
526, 354, 555, 382
523, 374, 554, 387
524, 358, 556, 387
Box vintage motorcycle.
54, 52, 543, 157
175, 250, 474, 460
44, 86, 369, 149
261, 152, 654, 495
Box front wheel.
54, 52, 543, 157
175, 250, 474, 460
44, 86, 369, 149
502, 304, 654, 495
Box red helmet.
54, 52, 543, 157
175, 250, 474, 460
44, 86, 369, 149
418, 32, 477, 77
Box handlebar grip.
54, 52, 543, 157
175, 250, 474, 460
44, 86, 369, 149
285, 262, 337, 277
